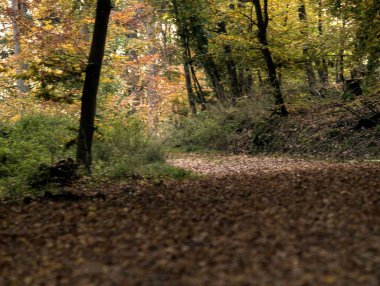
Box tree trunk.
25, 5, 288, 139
336, 19, 346, 83
188, 16, 226, 102
253, 0, 288, 116
262, 47, 287, 114
172, 0, 197, 114
76, 0, 111, 171
316, 0, 329, 84
189, 62, 206, 110
10, 0, 29, 93
239, 69, 254, 96
146, 20, 160, 132
298, 0, 319, 96
183, 60, 197, 114
194, 41, 225, 102
218, 21, 242, 101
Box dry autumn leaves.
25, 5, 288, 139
1, 154, 380, 285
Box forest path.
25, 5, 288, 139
1, 154, 380, 285
166, 153, 368, 176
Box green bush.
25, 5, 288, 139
92, 116, 165, 177
0, 114, 76, 197
167, 111, 236, 151
0, 114, 188, 199
249, 117, 282, 153
166, 97, 273, 152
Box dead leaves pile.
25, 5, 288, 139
0, 154, 379, 285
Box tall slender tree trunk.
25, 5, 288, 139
189, 62, 206, 110
252, 0, 288, 116
146, 20, 160, 132
239, 69, 253, 96
76, 0, 112, 171
316, 0, 329, 84
336, 19, 346, 83
187, 15, 225, 102
10, 0, 29, 93
172, 0, 197, 114
183, 60, 197, 114
218, 21, 242, 101
298, 0, 319, 96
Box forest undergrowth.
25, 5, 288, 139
1, 91, 379, 199
167, 93, 380, 161
0, 113, 188, 199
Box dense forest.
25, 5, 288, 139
0, 1, 379, 285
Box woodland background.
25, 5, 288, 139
0, 0, 379, 197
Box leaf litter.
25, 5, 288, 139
0, 154, 379, 285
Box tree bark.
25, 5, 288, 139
239, 69, 253, 96
191, 27, 226, 102
189, 62, 206, 110
252, 0, 288, 116
183, 60, 197, 114
76, 0, 112, 171
172, 0, 197, 114
316, 0, 329, 84
218, 21, 242, 101
336, 19, 346, 83
146, 19, 160, 132
298, 0, 319, 96
10, 0, 29, 93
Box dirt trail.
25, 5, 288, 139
167, 154, 355, 176
1, 154, 380, 286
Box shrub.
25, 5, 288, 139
92, 116, 165, 177
165, 96, 273, 152
0, 114, 76, 197
0, 114, 187, 199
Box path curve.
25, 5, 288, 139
0, 154, 379, 286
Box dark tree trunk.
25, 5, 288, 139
336, 19, 346, 83
253, 0, 288, 116
189, 19, 226, 102
172, 0, 225, 103
189, 62, 206, 110
76, 0, 112, 171
262, 48, 287, 113
316, 0, 329, 84
258, 70, 263, 86
298, 1, 319, 96
338, 49, 345, 83
315, 57, 329, 84
183, 61, 197, 114
239, 69, 254, 96
193, 36, 226, 102
218, 21, 242, 101
172, 0, 197, 114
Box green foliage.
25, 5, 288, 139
167, 97, 273, 152
0, 114, 190, 199
168, 112, 234, 152
250, 118, 282, 153
0, 114, 76, 197
92, 116, 167, 178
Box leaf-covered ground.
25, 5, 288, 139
1, 154, 380, 285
